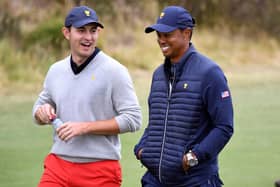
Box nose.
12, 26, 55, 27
157, 35, 165, 45
84, 30, 93, 40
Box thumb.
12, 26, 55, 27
49, 108, 57, 120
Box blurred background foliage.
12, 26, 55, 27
0, 0, 280, 94
160, 0, 280, 37
1, 2, 280, 186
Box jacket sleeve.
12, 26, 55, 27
192, 66, 234, 162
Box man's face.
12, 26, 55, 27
156, 29, 190, 63
63, 23, 99, 63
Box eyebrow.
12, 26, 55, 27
77, 25, 98, 30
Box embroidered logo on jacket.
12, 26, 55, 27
221, 90, 230, 98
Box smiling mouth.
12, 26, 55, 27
81, 43, 91, 47
161, 46, 169, 52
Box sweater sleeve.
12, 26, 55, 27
32, 69, 56, 124
112, 65, 142, 133
192, 66, 234, 162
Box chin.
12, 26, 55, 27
163, 53, 170, 58
81, 50, 94, 56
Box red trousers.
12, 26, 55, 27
38, 154, 122, 187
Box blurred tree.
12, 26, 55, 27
0, 1, 21, 39
1, 0, 279, 50
156, 0, 280, 39
73, 0, 85, 6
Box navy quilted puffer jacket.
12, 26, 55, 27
134, 44, 233, 186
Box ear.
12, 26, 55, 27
183, 29, 191, 41
97, 27, 103, 34
62, 27, 70, 40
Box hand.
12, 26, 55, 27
137, 149, 143, 159
35, 104, 56, 124
182, 154, 190, 172
56, 122, 88, 141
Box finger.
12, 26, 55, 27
56, 123, 67, 134
35, 108, 44, 123
45, 104, 55, 121
57, 130, 66, 141
59, 128, 72, 141
57, 125, 70, 140
38, 106, 50, 123
50, 114, 56, 121
63, 130, 73, 141
50, 108, 56, 120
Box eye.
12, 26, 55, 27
164, 33, 172, 37
91, 28, 97, 33
156, 32, 165, 40
77, 28, 85, 33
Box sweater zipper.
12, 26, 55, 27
159, 65, 176, 182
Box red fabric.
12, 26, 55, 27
38, 154, 122, 187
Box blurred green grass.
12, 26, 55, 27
0, 96, 51, 186
220, 81, 280, 186
1, 70, 280, 187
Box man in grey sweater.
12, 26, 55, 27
32, 6, 142, 187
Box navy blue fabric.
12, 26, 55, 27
71, 47, 100, 74
134, 44, 233, 186
141, 172, 223, 187
65, 6, 104, 28
145, 6, 195, 33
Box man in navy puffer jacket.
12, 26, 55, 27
134, 6, 234, 187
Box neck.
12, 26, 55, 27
170, 45, 189, 64
71, 49, 96, 66
72, 56, 87, 66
